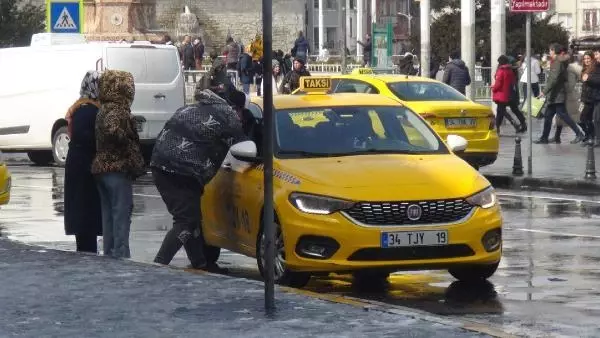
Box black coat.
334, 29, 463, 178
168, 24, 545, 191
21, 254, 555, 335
581, 67, 600, 104
64, 103, 102, 236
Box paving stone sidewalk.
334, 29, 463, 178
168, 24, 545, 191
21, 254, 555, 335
0, 239, 486, 338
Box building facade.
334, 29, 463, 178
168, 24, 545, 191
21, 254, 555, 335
544, 0, 600, 39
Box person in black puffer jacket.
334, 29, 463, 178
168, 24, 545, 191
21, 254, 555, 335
150, 86, 249, 272
580, 51, 600, 145
280, 57, 311, 94
443, 51, 472, 95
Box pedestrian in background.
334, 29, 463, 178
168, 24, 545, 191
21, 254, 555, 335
250, 34, 264, 96
580, 51, 600, 145
443, 51, 472, 95
150, 86, 249, 272
223, 36, 240, 71
550, 54, 582, 143
357, 33, 371, 67
280, 57, 311, 94
193, 37, 204, 70
492, 55, 516, 135
64, 71, 102, 253
535, 44, 585, 144
507, 56, 528, 133
272, 59, 284, 95
398, 52, 418, 75
180, 35, 195, 70
92, 70, 146, 259
293, 31, 310, 63
238, 45, 254, 95
519, 54, 542, 104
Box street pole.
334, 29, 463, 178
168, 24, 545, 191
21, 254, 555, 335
419, 0, 430, 80
526, 13, 533, 175
261, 0, 275, 312
461, 0, 475, 100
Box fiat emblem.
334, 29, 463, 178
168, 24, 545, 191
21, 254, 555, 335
406, 204, 423, 221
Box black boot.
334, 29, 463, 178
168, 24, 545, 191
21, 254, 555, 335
549, 126, 563, 144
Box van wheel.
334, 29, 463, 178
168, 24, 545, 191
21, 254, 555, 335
448, 262, 499, 282
256, 222, 311, 288
27, 151, 53, 166
52, 126, 70, 167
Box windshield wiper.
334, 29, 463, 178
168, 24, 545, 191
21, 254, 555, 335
277, 150, 336, 157
332, 148, 423, 156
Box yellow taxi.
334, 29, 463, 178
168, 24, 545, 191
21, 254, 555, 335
295, 68, 499, 169
200, 77, 502, 288
0, 151, 11, 206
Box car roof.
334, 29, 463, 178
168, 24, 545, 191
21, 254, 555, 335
334, 74, 439, 84
250, 93, 402, 110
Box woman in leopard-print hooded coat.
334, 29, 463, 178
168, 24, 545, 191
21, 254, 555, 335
92, 69, 145, 259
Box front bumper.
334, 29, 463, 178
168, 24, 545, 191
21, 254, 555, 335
281, 204, 502, 273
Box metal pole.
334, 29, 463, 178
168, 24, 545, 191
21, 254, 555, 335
419, 0, 430, 79
526, 13, 533, 175
262, 0, 275, 312
318, 0, 325, 56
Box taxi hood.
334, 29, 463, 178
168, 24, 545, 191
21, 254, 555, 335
276, 154, 489, 200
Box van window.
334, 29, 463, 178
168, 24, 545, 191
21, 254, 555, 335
144, 49, 180, 83
105, 48, 147, 82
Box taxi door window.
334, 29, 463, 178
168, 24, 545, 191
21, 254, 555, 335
335, 80, 379, 94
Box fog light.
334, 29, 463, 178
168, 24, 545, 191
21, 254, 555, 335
295, 236, 340, 260
482, 228, 502, 252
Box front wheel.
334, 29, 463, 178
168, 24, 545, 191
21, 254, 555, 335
448, 262, 499, 282
52, 126, 70, 167
256, 222, 311, 288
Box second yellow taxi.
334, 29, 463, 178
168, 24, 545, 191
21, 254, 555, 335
295, 68, 500, 169
200, 78, 502, 288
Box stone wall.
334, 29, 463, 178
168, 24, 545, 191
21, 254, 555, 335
157, 0, 306, 53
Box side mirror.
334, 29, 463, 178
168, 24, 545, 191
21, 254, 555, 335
447, 135, 468, 153
230, 140, 261, 162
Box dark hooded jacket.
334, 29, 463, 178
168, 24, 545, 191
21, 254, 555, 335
150, 90, 248, 185
543, 54, 570, 104
91, 70, 145, 179
443, 59, 472, 95
280, 63, 311, 94
293, 36, 310, 60
398, 55, 418, 75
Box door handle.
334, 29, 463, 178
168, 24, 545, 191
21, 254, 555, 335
154, 93, 166, 99
222, 163, 232, 171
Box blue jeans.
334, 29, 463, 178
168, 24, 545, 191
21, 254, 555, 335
541, 103, 582, 140
96, 172, 133, 259
242, 83, 250, 95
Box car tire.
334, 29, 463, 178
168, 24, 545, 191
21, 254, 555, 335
52, 126, 70, 167
204, 245, 221, 265
27, 150, 54, 166
448, 262, 499, 282
256, 221, 311, 288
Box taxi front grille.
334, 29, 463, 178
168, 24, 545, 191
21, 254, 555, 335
343, 199, 474, 226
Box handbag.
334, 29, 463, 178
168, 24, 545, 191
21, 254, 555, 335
522, 96, 546, 118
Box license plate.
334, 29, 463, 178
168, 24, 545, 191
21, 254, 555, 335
381, 230, 448, 248
445, 118, 476, 128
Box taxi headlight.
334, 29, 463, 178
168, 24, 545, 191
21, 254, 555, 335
466, 186, 497, 209
289, 192, 355, 215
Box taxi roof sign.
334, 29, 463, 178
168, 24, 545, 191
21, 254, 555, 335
351, 68, 374, 75
300, 77, 332, 93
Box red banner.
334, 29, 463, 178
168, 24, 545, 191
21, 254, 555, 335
510, 0, 549, 12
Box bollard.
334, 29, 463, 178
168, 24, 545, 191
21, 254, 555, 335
585, 139, 597, 180
512, 137, 524, 176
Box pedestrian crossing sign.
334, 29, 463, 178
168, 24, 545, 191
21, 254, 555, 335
47, 1, 83, 33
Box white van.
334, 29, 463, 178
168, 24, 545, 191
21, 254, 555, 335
0, 33, 184, 166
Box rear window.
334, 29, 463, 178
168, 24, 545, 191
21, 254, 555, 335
387, 81, 468, 102
105, 47, 180, 83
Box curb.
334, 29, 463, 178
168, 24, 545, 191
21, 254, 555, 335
2, 238, 524, 338
484, 174, 600, 195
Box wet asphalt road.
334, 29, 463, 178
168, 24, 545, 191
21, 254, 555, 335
2, 165, 600, 337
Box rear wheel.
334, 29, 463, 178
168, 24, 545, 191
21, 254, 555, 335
256, 221, 311, 288
27, 150, 53, 166
52, 126, 70, 167
448, 262, 499, 282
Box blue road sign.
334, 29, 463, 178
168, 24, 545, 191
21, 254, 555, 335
49, 2, 81, 33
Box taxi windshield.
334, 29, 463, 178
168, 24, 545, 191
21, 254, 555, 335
275, 106, 448, 158
387, 81, 468, 102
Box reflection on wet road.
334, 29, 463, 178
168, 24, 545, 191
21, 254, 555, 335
2, 166, 600, 336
